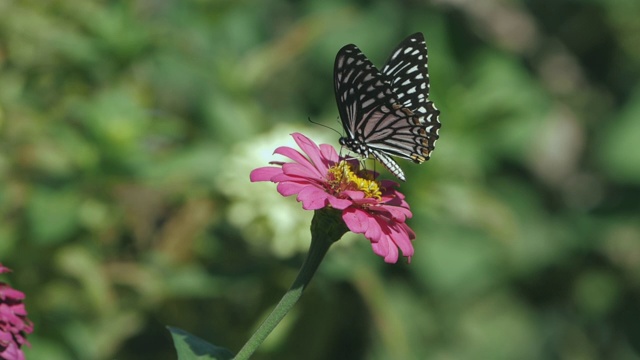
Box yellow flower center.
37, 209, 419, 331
327, 161, 382, 200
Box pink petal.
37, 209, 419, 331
282, 162, 323, 180
370, 221, 400, 263
391, 188, 407, 200
380, 179, 400, 187
297, 186, 330, 210
370, 205, 411, 222
389, 223, 414, 257
250, 167, 283, 182
327, 196, 354, 210
291, 133, 326, 173
364, 216, 382, 241
0, 286, 24, 300
1, 342, 24, 360
371, 233, 391, 257
402, 222, 416, 240
366, 215, 416, 264
270, 172, 319, 185
319, 143, 340, 165
276, 181, 309, 196
342, 190, 366, 200
389, 206, 412, 221
351, 197, 378, 206
342, 208, 370, 233
273, 146, 310, 167
381, 193, 410, 209
10, 303, 27, 316
381, 238, 400, 263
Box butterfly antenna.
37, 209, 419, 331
308, 117, 342, 137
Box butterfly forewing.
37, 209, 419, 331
382, 33, 441, 149
382, 33, 430, 112
334, 45, 398, 141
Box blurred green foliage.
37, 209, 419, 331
1, 0, 640, 359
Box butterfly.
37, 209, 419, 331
334, 32, 441, 182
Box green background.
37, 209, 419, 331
2, 1, 640, 359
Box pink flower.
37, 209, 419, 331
0, 264, 33, 360
250, 133, 416, 263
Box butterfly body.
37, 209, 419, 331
334, 33, 440, 181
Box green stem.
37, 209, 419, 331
233, 209, 348, 360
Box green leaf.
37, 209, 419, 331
168, 327, 234, 360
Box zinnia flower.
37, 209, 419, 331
0, 264, 33, 360
250, 132, 416, 263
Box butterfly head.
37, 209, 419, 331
339, 136, 370, 158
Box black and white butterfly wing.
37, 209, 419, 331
382, 33, 431, 110
334, 44, 389, 149
334, 44, 433, 182
382, 32, 440, 158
